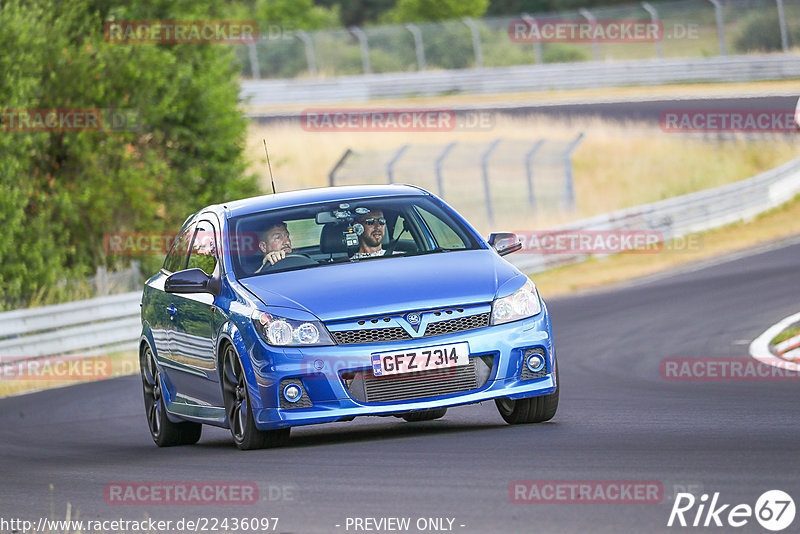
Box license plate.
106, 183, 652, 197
371, 342, 469, 377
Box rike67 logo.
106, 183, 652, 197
668, 490, 795, 531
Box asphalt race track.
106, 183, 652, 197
1, 240, 799, 534
249, 95, 799, 124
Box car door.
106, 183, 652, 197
168, 217, 224, 407
145, 218, 195, 364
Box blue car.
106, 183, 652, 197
139, 185, 558, 449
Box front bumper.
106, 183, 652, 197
247, 310, 555, 430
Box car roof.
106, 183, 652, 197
211, 184, 429, 219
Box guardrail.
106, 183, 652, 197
240, 55, 800, 108
0, 292, 141, 360
507, 154, 800, 274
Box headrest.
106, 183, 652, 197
320, 223, 348, 254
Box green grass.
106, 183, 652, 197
771, 326, 800, 347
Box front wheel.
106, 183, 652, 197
496, 354, 559, 425
141, 345, 202, 446
222, 345, 290, 450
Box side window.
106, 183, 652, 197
187, 221, 218, 276
392, 215, 407, 240
416, 207, 469, 249
163, 221, 195, 273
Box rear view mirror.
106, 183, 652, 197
488, 233, 523, 256
315, 211, 338, 224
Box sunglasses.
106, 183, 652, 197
363, 217, 386, 226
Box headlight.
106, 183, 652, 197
252, 311, 335, 347
491, 279, 542, 325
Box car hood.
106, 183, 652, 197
240, 250, 522, 322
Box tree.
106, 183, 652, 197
384, 0, 489, 23
0, 0, 259, 308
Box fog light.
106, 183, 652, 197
282, 384, 302, 403
526, 353, 545, 373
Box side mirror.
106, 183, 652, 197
488, 232, 523, 256
165, 268, 217, 294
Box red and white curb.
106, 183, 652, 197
749, 312, 800, 372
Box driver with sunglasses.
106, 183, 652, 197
352, 209, 388, 259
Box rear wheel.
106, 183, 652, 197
141, 345, 202, 446
221, 344, 290, 450
496, 354, 559, 425
401, 407, 448, 422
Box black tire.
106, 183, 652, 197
141, 345, 202, 446
221, 344, 290, 450
496, 353, 559, 425
401, 407, 448, 422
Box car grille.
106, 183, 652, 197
332, 327, 410, 345
330, 311, 490, 345
425, 313, 490, 337
344, 356, 493, 404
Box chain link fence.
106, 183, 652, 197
238, 0, 800, 79
328, 136, 584, 230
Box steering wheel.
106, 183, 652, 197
258, 253, 317, 273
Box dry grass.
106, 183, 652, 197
247, 115, 800, 235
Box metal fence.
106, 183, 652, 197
237, 0, 800, 80
328, 135, 584, 228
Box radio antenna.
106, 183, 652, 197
263, 139, 276, 194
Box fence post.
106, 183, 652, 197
295, 31, 318, 76
524, 139, 545, 210
350, 27, 372, 74
386, 144, 410, 184
247, 41, 261, 79
777, 0, 789, 53
579, 9, 600, 61
481, 138, 503, 225
563, 133, 584, 211
521, 14, 543, 64
462, 18, 483, 68
328, 148, 353, 186
707, 0, 727, 56
405, 23, 427, 71
94, 266, 108, 296
641, 2, 663, 59
435, 142, 458, 199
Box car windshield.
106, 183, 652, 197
230, 195, 481, 278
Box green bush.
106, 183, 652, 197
0, 0, 259, 309
734, 11, 800, 52
542, 43, 589, 63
